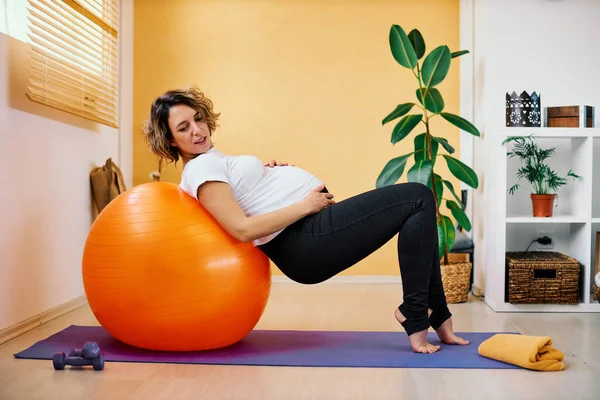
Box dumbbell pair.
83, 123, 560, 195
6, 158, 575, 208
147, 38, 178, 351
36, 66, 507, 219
53, 342, 105, 371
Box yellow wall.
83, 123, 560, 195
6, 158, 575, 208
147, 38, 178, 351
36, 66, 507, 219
133, 0, 461, 276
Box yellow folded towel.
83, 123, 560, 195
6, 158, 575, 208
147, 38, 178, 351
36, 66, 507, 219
478, 334, 565, 371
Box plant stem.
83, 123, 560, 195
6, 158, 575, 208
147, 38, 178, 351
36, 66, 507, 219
414, 65, 447, 265
425, 115, 448, 265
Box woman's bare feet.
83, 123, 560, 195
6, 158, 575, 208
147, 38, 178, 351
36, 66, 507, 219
394, 308, 440, 354
434, 317, 470, 345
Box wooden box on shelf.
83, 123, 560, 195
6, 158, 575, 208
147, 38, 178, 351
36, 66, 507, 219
505, 251, 580, 304
544, 105, 595, 128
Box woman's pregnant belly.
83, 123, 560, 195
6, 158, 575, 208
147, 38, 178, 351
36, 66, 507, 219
239, 165, 323, 216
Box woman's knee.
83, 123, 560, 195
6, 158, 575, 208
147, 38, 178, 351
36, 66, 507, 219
392, 182, 435, 206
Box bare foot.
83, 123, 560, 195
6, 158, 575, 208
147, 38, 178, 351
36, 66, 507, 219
394, 308, 440, 354
434, 317, 470, 345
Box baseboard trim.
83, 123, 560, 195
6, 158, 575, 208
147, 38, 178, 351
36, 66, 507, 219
271, 275, 485, 297
272, 275, 402, 284
0, 296, 88, 345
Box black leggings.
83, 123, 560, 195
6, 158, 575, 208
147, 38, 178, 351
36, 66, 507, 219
257, 182, 451, 335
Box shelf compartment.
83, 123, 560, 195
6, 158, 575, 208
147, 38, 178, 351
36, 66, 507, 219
505, 222, 587, 256
504, 222, 590, 304
505, 136, 591, 220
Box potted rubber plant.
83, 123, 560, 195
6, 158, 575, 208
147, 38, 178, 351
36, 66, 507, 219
376, 25, 480, 302
502, 135, 581, 217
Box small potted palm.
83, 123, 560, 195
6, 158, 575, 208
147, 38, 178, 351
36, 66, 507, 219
502, 135, 581, 217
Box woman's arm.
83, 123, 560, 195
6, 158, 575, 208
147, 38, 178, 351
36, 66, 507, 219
196, 181, 334, 242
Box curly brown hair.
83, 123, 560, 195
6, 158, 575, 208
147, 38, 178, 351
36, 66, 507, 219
142, 86, 221, 164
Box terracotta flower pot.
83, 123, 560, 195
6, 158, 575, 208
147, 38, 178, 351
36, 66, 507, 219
530, 194, 556, 217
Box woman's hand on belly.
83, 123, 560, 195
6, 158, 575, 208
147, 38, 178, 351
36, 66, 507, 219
264, 159, 294, 168
301, 183, 335, 213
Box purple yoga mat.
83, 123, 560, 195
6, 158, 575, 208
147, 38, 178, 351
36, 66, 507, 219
14, 325, 519, 369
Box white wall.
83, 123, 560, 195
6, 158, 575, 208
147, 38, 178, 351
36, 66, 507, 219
0, 1, 133, 332
469, 0, 600, 297
484, 0, 600, 111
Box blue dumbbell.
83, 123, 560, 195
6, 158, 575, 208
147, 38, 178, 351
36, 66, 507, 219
53, 342, 104, 371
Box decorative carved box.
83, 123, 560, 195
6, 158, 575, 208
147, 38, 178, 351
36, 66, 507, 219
506, 91, 541, 127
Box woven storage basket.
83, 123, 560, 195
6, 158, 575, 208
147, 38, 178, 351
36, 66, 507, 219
440, 261, 472, 303
505, 251, 580, 304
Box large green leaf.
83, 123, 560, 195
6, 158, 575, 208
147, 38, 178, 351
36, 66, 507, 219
446, 200, 471, 232
407, 159, 433, 186
414, 133, 438, 164
440, 112, 480, 136
432, 136, 455, 154
421, 45, 451, 87
437, 215, 456, 260
416, 88, 445, 114
429, 173, 444, 207
389, 25, 418, 69
437, 223, 444, 261
391, 114, 422, 144
382, 103, 415, 125
408, 29, 426, 59
442, 179, 463, 206
443, 155, 479, 188
451, 50, 469, 58
376, 154, 412, 188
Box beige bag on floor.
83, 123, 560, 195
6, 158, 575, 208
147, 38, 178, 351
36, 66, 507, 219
90, 158, 126, 214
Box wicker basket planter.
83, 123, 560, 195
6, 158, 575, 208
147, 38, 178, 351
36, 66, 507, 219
440, 261, 472, 303
505, 251, 580, 304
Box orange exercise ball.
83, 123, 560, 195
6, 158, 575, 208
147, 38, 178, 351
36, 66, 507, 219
82, 182, 271, 351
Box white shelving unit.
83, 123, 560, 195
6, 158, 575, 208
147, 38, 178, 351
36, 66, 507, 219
465, 0, 600, 313
482, 127, 600, 312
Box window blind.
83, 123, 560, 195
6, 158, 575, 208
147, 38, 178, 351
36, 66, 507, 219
25, 0, 120, 128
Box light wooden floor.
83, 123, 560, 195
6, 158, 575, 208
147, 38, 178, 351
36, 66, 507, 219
1, 282, 599, 400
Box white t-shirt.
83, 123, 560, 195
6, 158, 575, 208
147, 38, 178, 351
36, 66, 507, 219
179, 147, 324, 246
